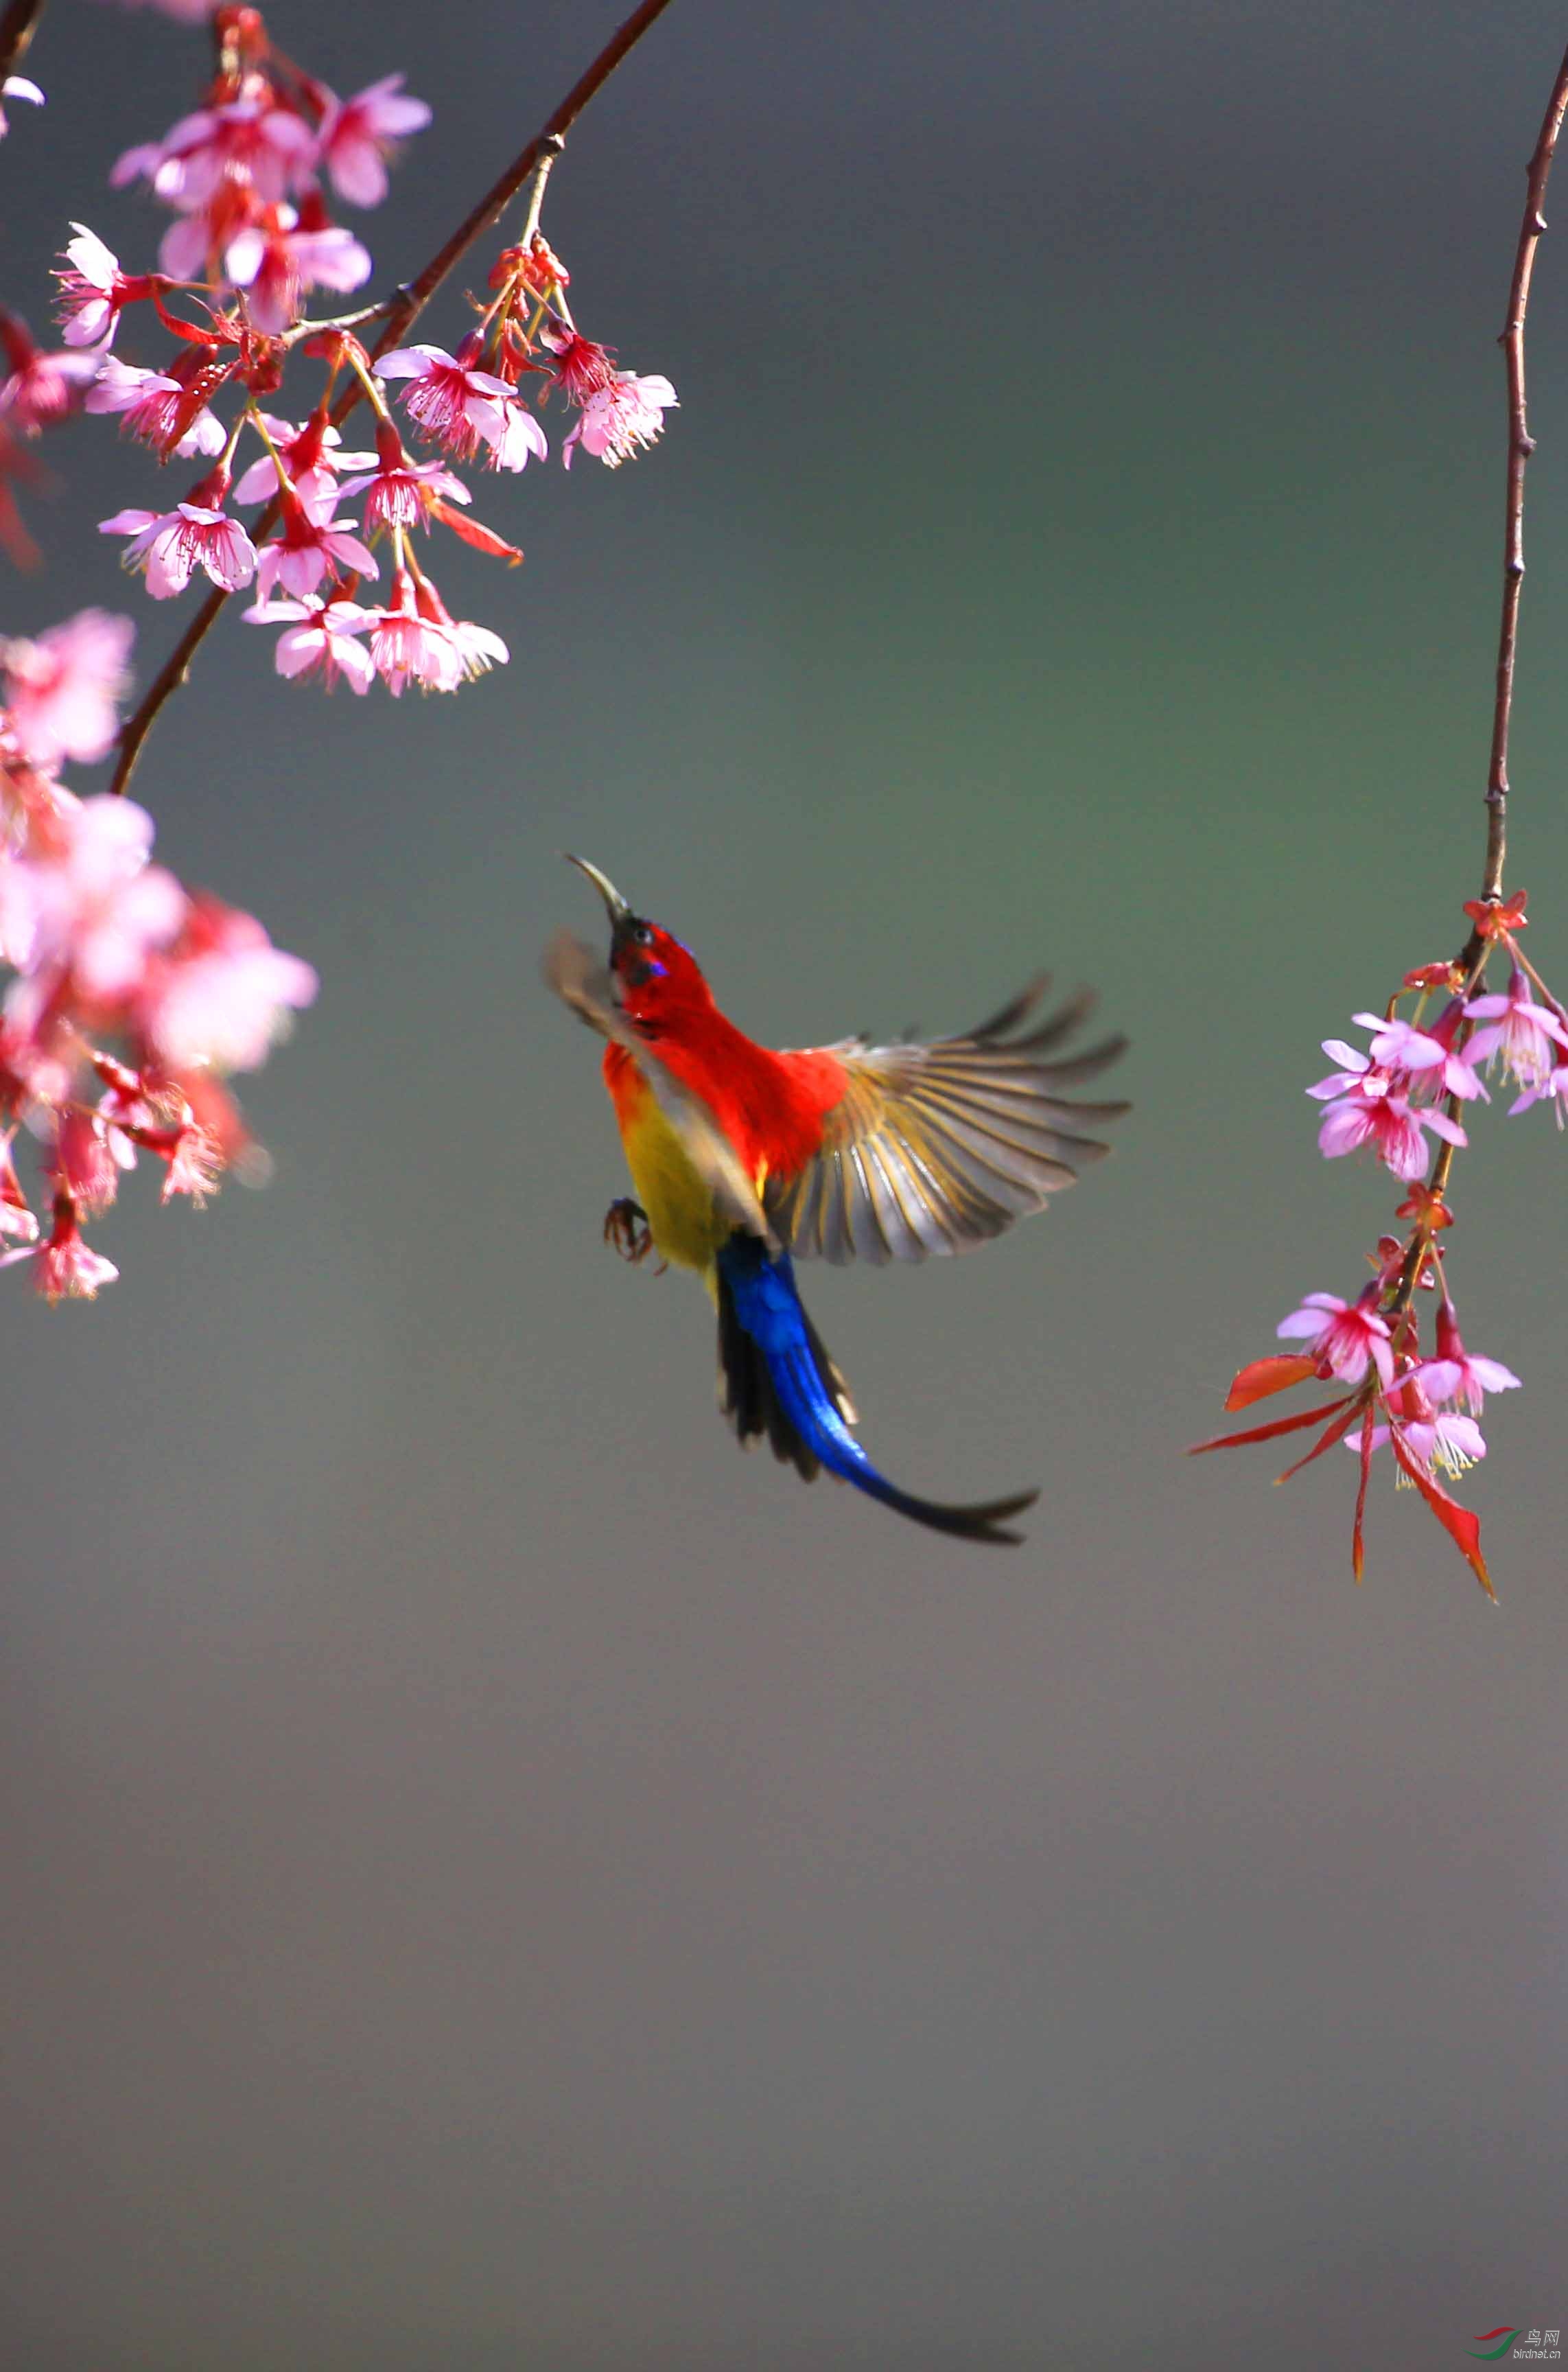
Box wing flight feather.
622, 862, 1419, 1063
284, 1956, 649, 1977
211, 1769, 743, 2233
765, 973, 1127, 1266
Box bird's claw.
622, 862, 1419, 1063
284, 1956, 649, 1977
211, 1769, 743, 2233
603, 1198, 662, 1270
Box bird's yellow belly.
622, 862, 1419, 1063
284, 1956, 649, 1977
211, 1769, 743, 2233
620, 1093, 733, 1275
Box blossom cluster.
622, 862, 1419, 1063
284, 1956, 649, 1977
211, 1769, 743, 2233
1193, 891, 1563, 1594
0, 607, 316, 1297
1, 3, 676, 698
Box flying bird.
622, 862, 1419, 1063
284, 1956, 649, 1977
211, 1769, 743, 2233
547, 859, 1127, 1545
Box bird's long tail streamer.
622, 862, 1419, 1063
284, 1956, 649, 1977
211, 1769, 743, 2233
716, 1235, 1038, 1546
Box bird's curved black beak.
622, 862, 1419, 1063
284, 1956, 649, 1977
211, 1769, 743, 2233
563, 854, 636, 959
564, 854, 630, 925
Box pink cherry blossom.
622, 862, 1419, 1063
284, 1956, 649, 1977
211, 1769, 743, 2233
1464, 966, 1568, 1093
1363, 1409, 1487, 1480
1276, 1288, 1396, 1388
377, 342, 514, 463
109, 136, 167, 190
366, 568, 458, 695
1310, 1006, 1484, 1109
169, 1071, 253, 1177
364, 569, 510, 695
485, 399, 549, 473
1506, 1057, 1568, 1123
156, 211, 220, 283
1354, 1006, 1485, 1102
1309, 1041, 1396, 1103
152, 1119, 224, 1207
1342, 1359, 1499, 1484
231, 415, 374, 506
226, 210, 372, 336
0, 768, 314, 1290
0, 347, 97, 434
0, 1003, 75, 1113
243, 596, 377, 693
0, 793, 315, 1252
337, 428, 468, 534
562, 369, 677, 469
0, 75, 44, 141
373, 336, 545, 473
253, 481, 377, 603
54, 225, 150, 349
113, 1099, 224, 1206
1313, 1081, 1464, 1178
541, 325, 617, 402
316, 73, 432, 207
84, 354, 228, 460
141, 896, 318, 1073
119, 100, 317, 212
0, 1192, 119, 1300
0, 316, 98, 435
1415, 1299, 1521, 1415
16, 794, 187, 1000
1307, 1009, 1473, 1175
415, 576, 508, 684
91, 1052, 165, 1143
445, 614, 511, 682
92, 1066, 249, 1204
101, 497, 257, 599
48, 1109, 124, 1216
0, 609, 134, 769
0, 747, 82, 864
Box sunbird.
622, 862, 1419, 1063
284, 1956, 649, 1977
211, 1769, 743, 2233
548, 859, 1127, 1545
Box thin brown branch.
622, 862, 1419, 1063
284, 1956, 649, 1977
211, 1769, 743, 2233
1480, 39, 1568, 905
285, 292, 404, 341
516, 145, 561, 256
110, 584, 231, 798
0, 0, 45, 89
1386, 54, 1568, 1331
110, 0, 677, 796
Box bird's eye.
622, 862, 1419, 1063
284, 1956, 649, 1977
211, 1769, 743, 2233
629, 920, 653, 946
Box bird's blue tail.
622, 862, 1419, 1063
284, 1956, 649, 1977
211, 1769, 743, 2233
716, 1234, 1037, 1545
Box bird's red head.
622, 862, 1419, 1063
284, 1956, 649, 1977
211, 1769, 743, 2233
564, 855, 713, 1032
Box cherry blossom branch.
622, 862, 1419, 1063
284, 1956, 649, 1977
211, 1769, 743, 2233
0, 0, 46, 91
1480, 39, 1568, 909
1380, 46, 1568, 1431
287, 291, 406, 340
108, 584, 226, 796
517, 145, 563, 252
1191, 40, 1568, 1596
108, 0, 675, 798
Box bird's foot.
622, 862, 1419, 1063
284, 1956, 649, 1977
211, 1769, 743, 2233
603, 1198, 662, 1270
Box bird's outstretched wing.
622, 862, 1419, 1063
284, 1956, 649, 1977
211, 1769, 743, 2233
544, 929, 778, 1251
765, 975, 1128, 1266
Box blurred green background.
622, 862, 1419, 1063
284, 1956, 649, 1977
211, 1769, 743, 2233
5, 2, 1568, 2364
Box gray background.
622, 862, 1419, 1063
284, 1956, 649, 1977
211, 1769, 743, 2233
4, 1, 1567, 2364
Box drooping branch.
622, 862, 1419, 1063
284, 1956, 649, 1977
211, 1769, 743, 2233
109, 0, 677, 798
1383, 47, 1568, 1332
1479, 38, 1568, 907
